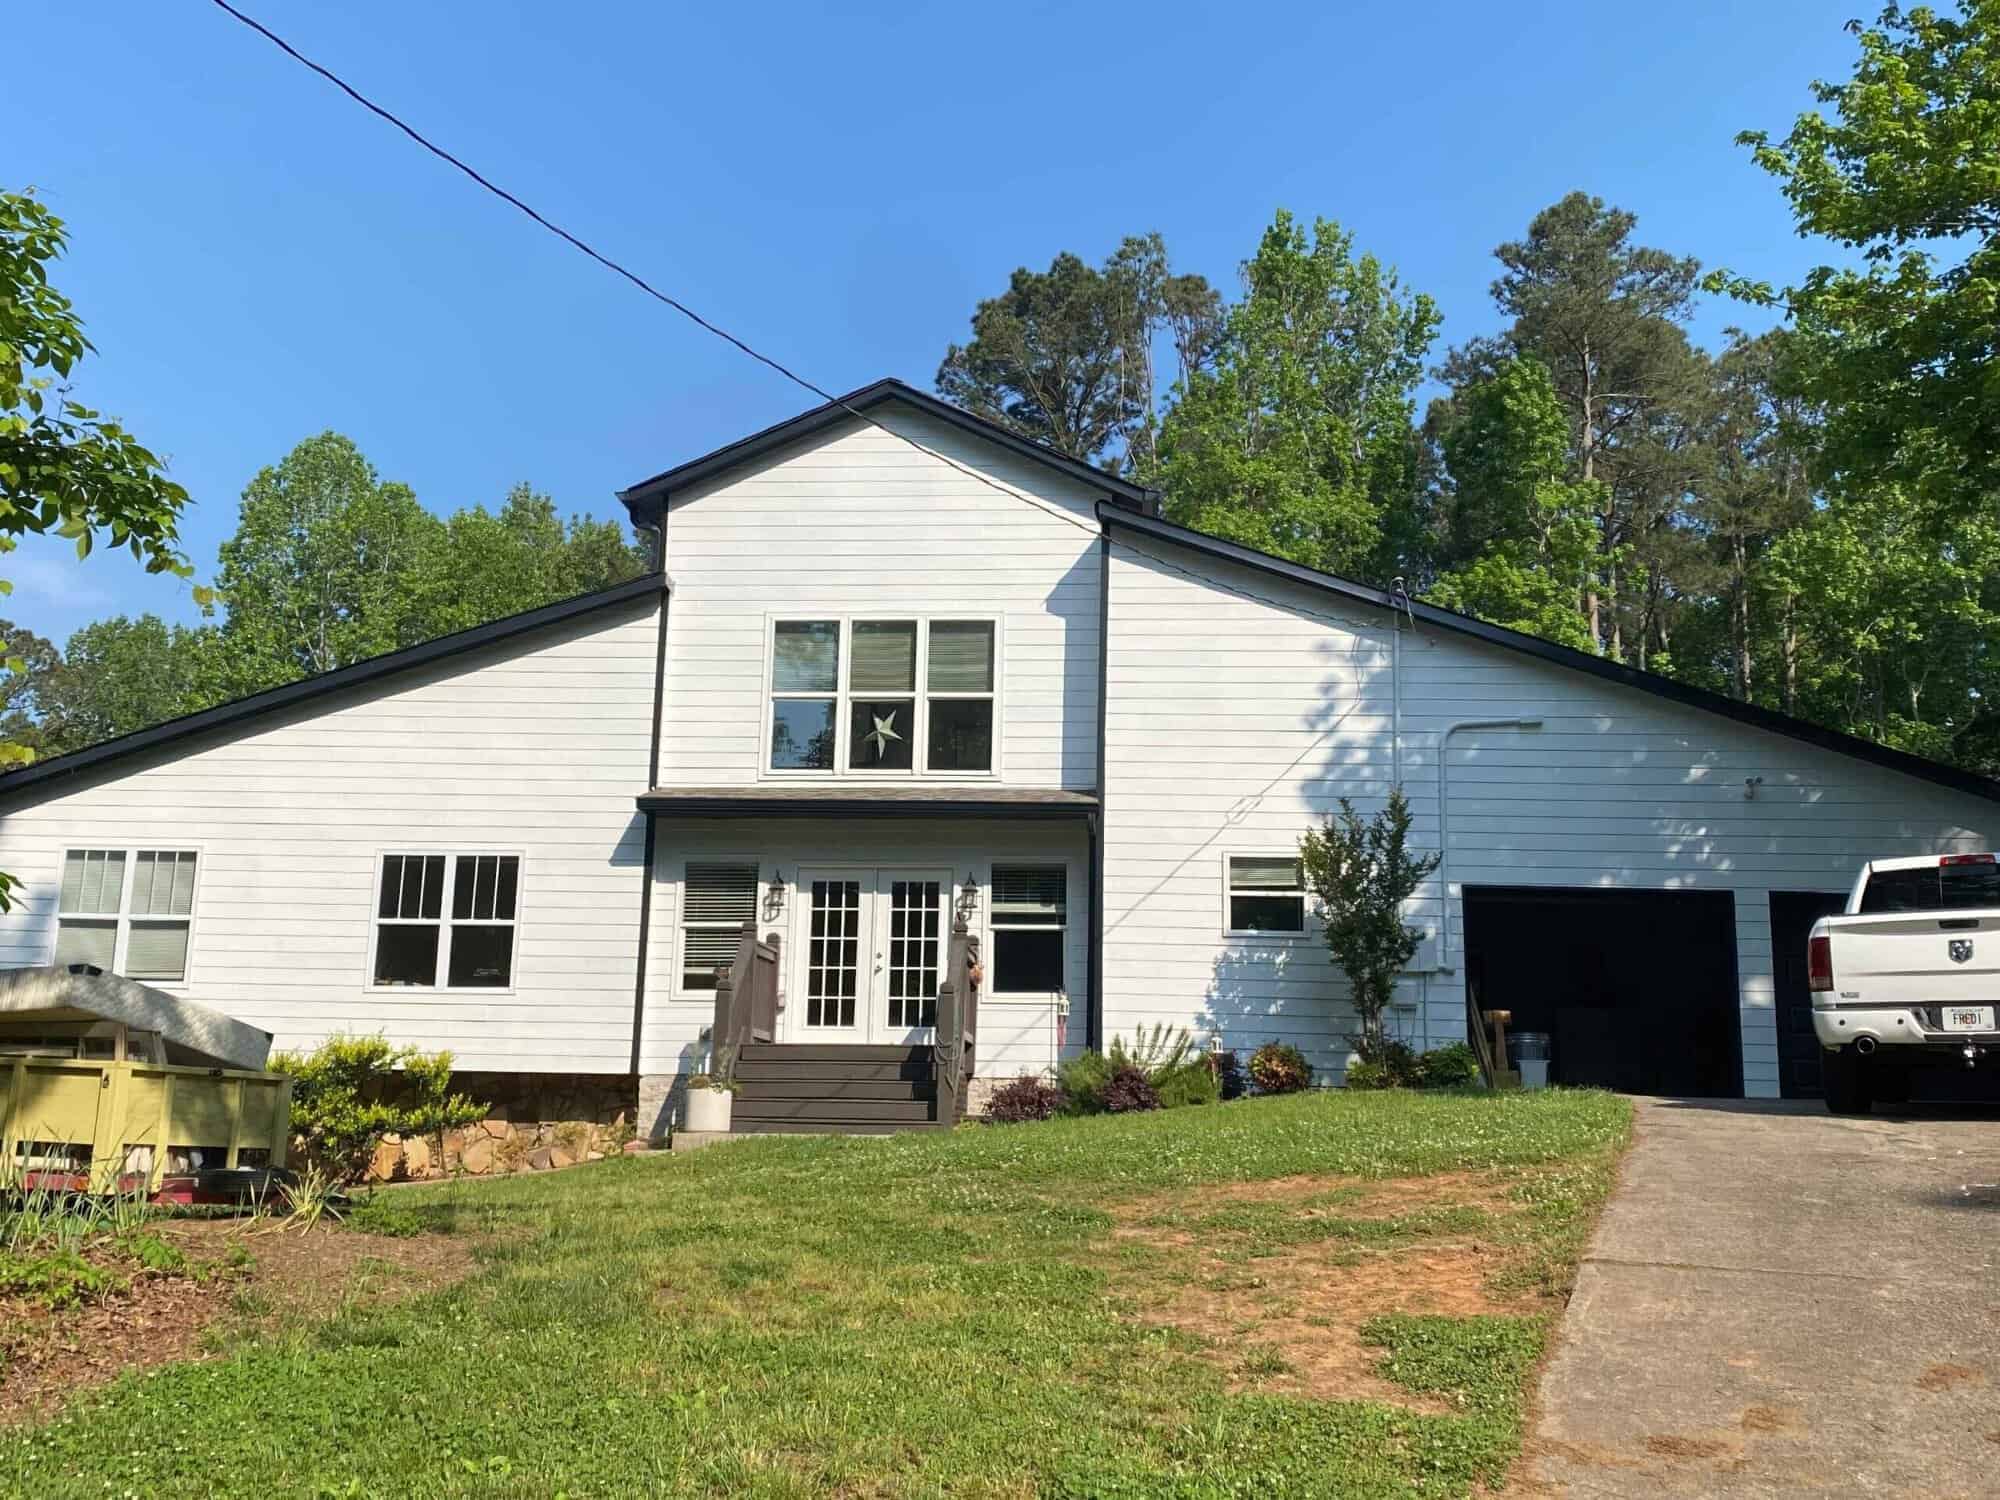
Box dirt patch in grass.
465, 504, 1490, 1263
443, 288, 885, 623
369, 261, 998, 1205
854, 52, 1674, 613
1106, 1170, 1540, 1408
0, 1219, 477, 1425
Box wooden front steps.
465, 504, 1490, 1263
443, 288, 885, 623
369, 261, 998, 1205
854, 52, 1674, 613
730, 1043, 966, 1134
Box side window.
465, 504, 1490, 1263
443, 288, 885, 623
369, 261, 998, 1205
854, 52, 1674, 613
54, 849, 199, 982
990, 866, 1066, 993
770, 622, 839, 770
372, 853, 519, 989
927, 621, 995, 773
682, 862, 759, 992
1226, 855, 1306, 935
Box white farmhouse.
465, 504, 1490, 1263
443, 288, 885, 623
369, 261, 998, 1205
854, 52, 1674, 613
3, 380, 1993, 1142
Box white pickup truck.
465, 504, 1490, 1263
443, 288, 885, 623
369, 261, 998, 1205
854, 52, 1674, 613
1809, 853, 2000, 1113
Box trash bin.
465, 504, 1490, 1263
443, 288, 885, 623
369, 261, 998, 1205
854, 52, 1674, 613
1509, 1031, 1552, 1091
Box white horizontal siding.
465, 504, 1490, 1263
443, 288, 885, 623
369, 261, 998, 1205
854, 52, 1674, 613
639, 817, 1087, 1081
0, 598, 661, 1073
1102, 536, 2000, 1097
658, 409, 1103, 791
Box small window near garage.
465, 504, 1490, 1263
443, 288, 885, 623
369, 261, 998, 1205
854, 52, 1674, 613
682, 862, 760, 992
991, 865, 1065, 993
1226, 855, 1306, 935
54, 848, 199, 981
372, 853, 519, 989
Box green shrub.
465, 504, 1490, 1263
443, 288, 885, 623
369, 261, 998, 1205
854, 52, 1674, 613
271, 1034, 486, 1183
1344, 1057, 1393, 1091
1419, 1041, 1481, 1088
1155, 1062, 1220, 1109
1055, 1051, 1112, 1115
0, 1248, 118, 1307
1248, 1041, 1312, 1094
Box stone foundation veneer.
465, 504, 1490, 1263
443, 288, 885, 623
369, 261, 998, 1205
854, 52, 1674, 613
366, 1072, 637, 1181
637, 1072, 684, 1143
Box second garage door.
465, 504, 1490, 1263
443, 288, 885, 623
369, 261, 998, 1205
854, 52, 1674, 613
1462, 886, 1742, 1097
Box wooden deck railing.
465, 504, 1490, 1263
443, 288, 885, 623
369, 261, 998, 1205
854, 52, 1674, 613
933, 915, 979, 1126
710, 925, 780, 1082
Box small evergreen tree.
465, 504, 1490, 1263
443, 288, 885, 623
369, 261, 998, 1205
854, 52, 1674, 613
1298, 788, 1441, 1057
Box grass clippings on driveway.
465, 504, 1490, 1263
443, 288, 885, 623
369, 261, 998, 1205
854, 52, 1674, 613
1, 1087, 1630, 1499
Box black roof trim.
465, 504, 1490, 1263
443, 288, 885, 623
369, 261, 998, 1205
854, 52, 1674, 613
639, 786, 1098, 820
1103, 507, 2000, 807
0, 573, 667, 804
616, 378, 1155, 525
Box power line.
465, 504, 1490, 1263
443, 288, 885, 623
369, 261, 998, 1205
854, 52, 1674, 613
201, 0, 1100, 533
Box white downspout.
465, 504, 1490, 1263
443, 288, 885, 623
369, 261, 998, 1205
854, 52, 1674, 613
1438, 718, 1543, 968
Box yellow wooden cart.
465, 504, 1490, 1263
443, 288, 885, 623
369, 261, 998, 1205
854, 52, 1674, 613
0, 967, 291, 1199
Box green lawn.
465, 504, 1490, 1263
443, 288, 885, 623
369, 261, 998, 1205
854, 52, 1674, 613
2, 1089, 1631, 1499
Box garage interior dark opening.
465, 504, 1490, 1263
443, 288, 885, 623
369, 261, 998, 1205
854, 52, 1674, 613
1463, 886, 1742, 1097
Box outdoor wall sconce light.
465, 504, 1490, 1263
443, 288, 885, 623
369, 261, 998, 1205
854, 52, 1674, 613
763, 871, 788, 922
956, 872, 981, 924
1744, 776, 1764, 801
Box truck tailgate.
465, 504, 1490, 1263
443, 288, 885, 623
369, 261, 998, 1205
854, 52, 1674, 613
1821, 910, 2000, 1006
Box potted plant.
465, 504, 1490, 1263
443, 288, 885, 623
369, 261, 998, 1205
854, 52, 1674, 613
685, 1039, 737, 1132
684, 1072, 736, 1132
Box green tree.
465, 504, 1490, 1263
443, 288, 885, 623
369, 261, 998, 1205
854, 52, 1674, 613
0, 187, 197, 906
35, 614, 216, 757
1159, 211, 1439, 577
411, 484, 648, 637
937, 234, 1217, 471
1445, 193, 1706, 659
0, 618, 58, 754
210, 433, 443, 696
1718, 2, 2000, 512
1298, 789, 1442, 1058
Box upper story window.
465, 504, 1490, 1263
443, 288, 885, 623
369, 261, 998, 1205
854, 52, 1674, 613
54, 849, 200, 982
768, 619, 996, 776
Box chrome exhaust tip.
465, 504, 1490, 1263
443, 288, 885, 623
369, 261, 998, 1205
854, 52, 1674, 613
1855, 1035, 1878, 1056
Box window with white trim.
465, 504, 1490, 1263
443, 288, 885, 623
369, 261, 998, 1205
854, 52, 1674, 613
682, 862, 759, 992
990, 865, 1066, 993
768, 619, 996, 775
1226, 855, 1306, 935
54, 849, 199, 982
372, 853, 520, 989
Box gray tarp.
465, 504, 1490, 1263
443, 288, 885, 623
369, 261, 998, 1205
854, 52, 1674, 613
0, 967, 273, 1071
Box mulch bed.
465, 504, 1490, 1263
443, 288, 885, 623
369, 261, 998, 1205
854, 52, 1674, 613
0, 1217, 477, 1424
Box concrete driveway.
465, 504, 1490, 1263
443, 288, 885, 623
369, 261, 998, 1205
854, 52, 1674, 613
1524, 1097, 2000, 1499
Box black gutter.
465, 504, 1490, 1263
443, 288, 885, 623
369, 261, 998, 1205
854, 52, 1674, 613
1089, 529, 1110, 1051
629, 563, 672, 1077
1102, 507, 2000, 809
0, 573, 668, 805
615, 378, 1154, 527
637, 793, 1097, 820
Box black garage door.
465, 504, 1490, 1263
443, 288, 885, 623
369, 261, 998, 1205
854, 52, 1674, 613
1463, 886, 1741, 1097
1770, 891, 1848, 1099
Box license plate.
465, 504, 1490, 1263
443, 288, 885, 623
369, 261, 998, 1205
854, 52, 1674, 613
1942, 1006, 1996, 1033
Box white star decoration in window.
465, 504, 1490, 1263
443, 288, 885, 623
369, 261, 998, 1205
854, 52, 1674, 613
865, 709, 903, 760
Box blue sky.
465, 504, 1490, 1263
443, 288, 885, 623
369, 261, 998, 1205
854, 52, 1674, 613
12, 1, 1857, 644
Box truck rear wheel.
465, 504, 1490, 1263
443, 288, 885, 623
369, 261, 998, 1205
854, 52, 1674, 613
1822, 1050, 1873, 1116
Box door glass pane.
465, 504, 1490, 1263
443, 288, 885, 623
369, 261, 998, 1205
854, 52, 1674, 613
772, 621, 839, 692
771, 699, 836, 770
886, 880, 941, 1029
849, 699, 914, 769
928, 622, 994, 692
850, 621, 916, 692
805, 880, 861, 1028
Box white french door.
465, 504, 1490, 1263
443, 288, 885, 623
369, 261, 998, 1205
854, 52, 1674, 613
793, 867, 950, 1044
